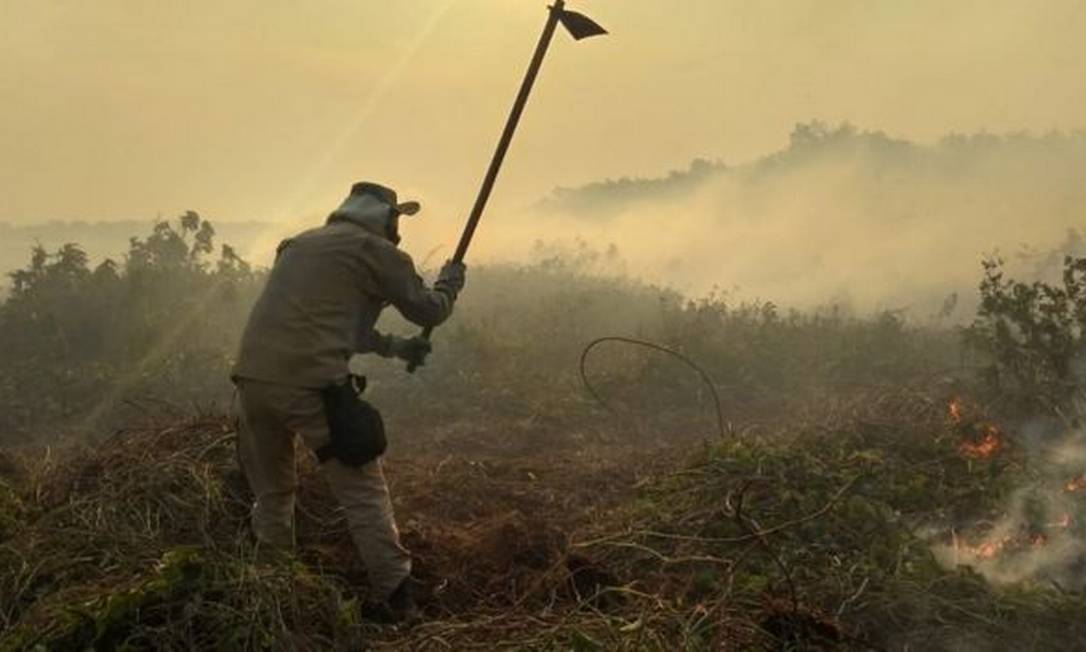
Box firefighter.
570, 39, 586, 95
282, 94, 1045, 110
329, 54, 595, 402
232, 181, 464, 620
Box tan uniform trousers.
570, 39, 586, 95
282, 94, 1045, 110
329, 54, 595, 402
235, 379, 411, 598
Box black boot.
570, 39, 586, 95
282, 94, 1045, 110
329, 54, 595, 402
386, 575, 422, 623
360, 576, 422, 624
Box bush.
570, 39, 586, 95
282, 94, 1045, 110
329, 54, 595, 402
966, 255, 1086, 412
1, 221, 964, 445
0, 213, 260, 441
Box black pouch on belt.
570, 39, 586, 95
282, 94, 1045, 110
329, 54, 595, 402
316, 376, 387, 466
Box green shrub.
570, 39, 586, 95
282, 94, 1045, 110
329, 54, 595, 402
966, 254, 1086, 412
0, 213, 260, 441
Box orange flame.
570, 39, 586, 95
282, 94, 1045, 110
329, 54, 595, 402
948, 398, 1005, 459
948, 397, 965, 424
959, 425, 1003, 459
974, 540, 1005, 559
1048, 513, 1073, 529
955, 535, 1012, 560
951, 515, 1073, 562
1066, 476, 1086, 493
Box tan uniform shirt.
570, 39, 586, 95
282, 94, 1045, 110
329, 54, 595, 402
232, 219, 452, 388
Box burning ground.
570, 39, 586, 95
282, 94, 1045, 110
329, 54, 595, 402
5, 382, 1086, 650
928, 397, 1086, 589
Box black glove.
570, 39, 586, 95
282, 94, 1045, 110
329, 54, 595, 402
386, 335, 433, 368
434, 260, 466, 299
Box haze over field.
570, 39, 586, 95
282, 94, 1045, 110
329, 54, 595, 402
2, 0, 1085, 311
8, 5, 1086, 646
4, 125, 1085, 316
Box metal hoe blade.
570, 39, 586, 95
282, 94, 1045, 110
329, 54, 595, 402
558, 9, 607, 40
407, 1, 607, 372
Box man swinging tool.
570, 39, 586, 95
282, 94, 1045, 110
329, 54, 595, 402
232, 0, 604, 624
232, 182, 464, 621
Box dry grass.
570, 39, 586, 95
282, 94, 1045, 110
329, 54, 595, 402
3, 384, 1086, 650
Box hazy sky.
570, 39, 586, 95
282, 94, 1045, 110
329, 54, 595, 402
2, 0, 1085, 232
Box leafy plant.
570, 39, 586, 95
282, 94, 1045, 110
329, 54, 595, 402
0, 213, 259, 441
966, 255, 1086, 411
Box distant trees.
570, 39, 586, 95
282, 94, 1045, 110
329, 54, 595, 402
0, 213, 261, 441
535, 121, 1086, 219
535, 157, 728, 218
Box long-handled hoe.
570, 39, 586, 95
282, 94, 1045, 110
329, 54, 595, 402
408, 0, 606, 371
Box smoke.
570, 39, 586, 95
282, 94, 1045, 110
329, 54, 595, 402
6, 123, 1085, 322
930, 421, 1086, 587
477, 123, 1086, 318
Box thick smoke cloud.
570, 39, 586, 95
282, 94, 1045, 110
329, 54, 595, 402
488, 123, 1086, 318
5, 123, 1085, 321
